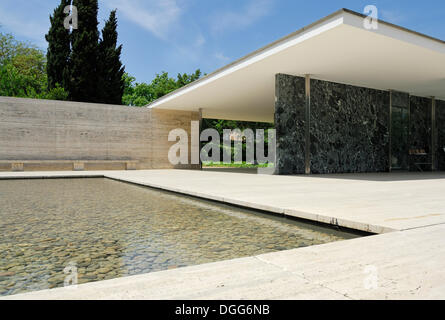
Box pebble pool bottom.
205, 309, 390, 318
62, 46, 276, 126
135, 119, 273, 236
0, 178, 359, 296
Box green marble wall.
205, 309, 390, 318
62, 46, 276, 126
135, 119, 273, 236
275, 74, 306, 174
437, 99, 445, 171
274, 73, 442, 174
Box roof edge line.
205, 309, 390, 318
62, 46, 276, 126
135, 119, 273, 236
146, 8, 347, 109
146, 8, 445, 109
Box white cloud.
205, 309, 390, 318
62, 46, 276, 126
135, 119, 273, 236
214, 52, 230, 62
106, 0, 182, 40
211, 0, 273, 34
194, 33, 206, 47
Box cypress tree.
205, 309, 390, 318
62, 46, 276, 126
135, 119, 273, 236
45, 0, 71, 91
97, 10, 125, 104
69, 0, 99, 102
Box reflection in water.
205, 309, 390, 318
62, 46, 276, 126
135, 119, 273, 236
0, 178, 358, 296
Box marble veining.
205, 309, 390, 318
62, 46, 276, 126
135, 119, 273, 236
309, 79, 390, 173
275, 74, 306, 174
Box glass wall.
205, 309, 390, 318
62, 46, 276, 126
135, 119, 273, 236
390, 92, 410, 171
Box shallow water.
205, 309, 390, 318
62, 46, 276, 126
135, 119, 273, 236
0, 178, 358, 296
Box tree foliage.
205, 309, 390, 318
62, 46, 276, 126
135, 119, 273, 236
122, 70, 202, 106
45, 0, 70, 91
45, 1, 125, 104
69, 0, 100, 102
202, 118, 274, 163
97, 10, 125, 104
0, 31, 68, 100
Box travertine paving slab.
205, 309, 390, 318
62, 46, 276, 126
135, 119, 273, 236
2, 169, 445, 299
2, 170, 445, 232
104, 170, 445, 233
5, 224, 445, 300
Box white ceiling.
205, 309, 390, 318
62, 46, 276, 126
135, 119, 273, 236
148, 9, 445, 122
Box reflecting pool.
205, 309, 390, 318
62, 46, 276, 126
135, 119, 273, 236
0, 178, 358, 296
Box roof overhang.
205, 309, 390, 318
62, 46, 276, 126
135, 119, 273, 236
147, 8, 445, 122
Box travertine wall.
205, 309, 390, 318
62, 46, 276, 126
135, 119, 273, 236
0, 96, 199, 170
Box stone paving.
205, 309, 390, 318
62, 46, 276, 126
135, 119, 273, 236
105, 170, 445, 233
6, 223, 445, 300
1, 169, 445, 299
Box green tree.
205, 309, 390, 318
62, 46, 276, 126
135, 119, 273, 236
45, 0, 71, 91
0, 63, 30, 97
122, 70, 202, 106
0, 32, 17, 65
0, 32, 41, 66
0, 32, 45, 97
69, 0, 100, 102
44, 85, 69, 100
0, 31, 68, 100
150, 72, 179, 100
97, 10, 125, 104
202, 119, 274, 163
176, 69, 202, 87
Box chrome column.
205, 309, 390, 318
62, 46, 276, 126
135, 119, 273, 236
432, 98, 437, 171
305, 75, 311, 175
389, 90, 392, 172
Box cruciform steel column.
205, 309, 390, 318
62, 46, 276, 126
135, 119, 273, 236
389, 91, 393, 172
305, 75, 311, 175
432, 98, 437, 171
199, 108, 203, 170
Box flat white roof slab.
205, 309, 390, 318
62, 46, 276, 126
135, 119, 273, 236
147, 9, 445, 122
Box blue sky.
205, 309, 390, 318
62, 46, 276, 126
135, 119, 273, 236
0, 0, 444, 84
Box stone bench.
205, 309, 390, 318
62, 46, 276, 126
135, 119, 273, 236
0, 160, 139, 172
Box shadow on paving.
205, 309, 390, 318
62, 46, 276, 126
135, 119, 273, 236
203, 168, 445, 181
202, 167, 259, 174
294, 171, 445, 182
